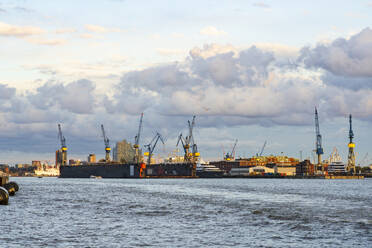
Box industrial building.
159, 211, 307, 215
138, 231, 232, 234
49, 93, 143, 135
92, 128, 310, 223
210, 155, 299, 176
112, 139, 137, 163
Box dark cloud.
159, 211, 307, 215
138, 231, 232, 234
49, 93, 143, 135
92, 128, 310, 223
299, 28, 372, 77
2, 28, 372, 160
0, 84, 16, 99
322, 73, 372, 91
28, 79, 96, 114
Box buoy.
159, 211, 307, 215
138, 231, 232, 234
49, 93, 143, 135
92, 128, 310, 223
3, 183, 16, 196
0, 186, 9, 205
8, 182, 19, 192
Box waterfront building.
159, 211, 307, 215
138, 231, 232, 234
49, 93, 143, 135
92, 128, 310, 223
112, 139, 137, 163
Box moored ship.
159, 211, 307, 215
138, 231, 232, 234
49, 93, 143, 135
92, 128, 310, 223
196, 163, 223, 178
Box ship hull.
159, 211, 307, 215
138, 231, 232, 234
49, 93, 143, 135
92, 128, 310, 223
59, 163, 195, 178
196, 171, 224, 178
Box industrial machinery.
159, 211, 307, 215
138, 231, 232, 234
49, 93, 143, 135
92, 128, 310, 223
58, 124, 67, 166
347, 114, 356, 174
225, 139, 238, 161
101, 124, 110, 162
314, 108, 324, 173
259, 140, 267, 157
177, 116, 200, 163
134, 113, 144, 163
144, 132, 164, 165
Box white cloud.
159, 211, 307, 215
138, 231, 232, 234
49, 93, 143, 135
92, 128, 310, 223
2, 28, 372, 160
190, 43, 238, 59
26, 37, 67, 46
85, 24, 121, 33
79, 33, 102, 39
200, 26, 227, 36
0, 21, 44, 37
299, 27, 372, 77
55, 28, 76, 34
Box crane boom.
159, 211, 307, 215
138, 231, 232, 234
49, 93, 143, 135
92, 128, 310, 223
145, 132, 164, 165
225, 139, 238, 160
58, 124, 66, 148
349, 114, 354, 143
57, 124, 67, 166
315, 108, 323, 156
259, 140, 266, 156
179, 116, 199, 162
101, 124, 110, 161
134, 113, 144, 147
315, 107, 324, 173
134, 113, 144, 163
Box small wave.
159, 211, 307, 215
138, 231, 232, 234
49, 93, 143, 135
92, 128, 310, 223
135, 210, 171, 216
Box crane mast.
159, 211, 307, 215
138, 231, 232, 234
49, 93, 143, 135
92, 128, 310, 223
134, 113, 144, 163
101, 124, 110, 162
58, 124, 67, 166
315, 108, 324, 173
145, 132, 164, 165
347, 114, 356, 174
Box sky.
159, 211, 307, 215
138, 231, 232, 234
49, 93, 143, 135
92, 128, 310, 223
0, 0, 372, 165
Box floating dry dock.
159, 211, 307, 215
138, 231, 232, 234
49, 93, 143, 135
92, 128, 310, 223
59, 162, 196, 178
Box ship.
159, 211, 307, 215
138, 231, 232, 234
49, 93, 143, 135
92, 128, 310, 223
196, 163, 223, 178
327, 147, 347, 174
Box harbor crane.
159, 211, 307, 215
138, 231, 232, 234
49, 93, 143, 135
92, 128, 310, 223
101, 124, 110, 162
315, 107, 324, 173
177, 116, 199, 163
144, 132, 164, 165
225, 139, 238, 161
259, 140, 267, 157
347, 114, 356, 174
134, 113, 144, 163
57, 124, 67, 166
358, 152, 368, 167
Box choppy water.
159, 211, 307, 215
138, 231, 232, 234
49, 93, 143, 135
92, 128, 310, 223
1, 177, 371, 247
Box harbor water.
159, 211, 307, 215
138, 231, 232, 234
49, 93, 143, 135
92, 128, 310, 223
1, 177, 371, 247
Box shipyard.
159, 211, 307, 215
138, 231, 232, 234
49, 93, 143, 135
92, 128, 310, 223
1, 1, 372, 247
3, 109, 371, 180
1, 109, 371, 179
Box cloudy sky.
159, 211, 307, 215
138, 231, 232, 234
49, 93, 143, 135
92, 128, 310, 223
1, 0, 372, 165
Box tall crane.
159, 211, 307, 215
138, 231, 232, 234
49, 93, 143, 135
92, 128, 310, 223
144, 132, 164, 165
134, 113, 144, 163
101, 124, 110, 162
177, 116, 199, 162
347, 114, 356, 174
225, 139, 238, 161
259, 140, 267, 157
57, 124, 67, 166
315, 107, 324, 173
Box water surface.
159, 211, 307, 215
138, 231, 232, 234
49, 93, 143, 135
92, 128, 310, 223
1, 177, 371, 247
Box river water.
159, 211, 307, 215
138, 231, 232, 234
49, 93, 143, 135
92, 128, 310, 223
1, 177, 371, 247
